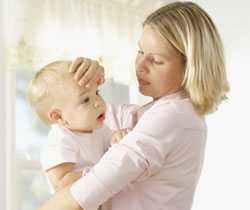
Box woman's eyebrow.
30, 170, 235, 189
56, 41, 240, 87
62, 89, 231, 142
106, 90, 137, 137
137, 41, 143, 49
137, 41, 167, 58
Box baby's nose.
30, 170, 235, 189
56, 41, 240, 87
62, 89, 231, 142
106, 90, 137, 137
94, 98, 102, 108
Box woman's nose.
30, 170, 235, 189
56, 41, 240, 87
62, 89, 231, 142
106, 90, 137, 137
136, 54, 149, 73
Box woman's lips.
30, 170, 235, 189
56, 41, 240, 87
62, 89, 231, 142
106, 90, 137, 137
138, 78, 151, 86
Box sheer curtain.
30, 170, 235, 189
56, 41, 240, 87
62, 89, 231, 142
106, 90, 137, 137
7, 0, 158, 80
3, 0, 164, 209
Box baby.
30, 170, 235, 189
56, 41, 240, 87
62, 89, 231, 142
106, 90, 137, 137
28, 60, 112, 192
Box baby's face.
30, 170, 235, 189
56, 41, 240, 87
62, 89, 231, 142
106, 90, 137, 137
57, 74, 106, 132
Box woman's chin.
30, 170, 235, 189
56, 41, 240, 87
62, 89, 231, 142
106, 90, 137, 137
138, 86, 154, 98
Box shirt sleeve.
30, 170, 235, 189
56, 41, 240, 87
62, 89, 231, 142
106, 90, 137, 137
104, 102, 139, 131
70, 103, 180, 210
40, 127, 79, 171
99, 125, 114, 153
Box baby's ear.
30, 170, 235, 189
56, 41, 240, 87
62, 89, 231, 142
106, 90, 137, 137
48, 109, 62, 123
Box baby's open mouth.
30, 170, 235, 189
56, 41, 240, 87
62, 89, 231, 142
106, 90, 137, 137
97, 112, 105, 121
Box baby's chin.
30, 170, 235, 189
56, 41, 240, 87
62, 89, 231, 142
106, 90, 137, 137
68, 121, 105, 133
94, 122, 104, 130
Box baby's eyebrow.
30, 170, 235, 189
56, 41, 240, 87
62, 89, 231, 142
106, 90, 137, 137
79, 89, 88, 97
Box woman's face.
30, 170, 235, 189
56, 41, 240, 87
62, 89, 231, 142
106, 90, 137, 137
135, 25, 185, 100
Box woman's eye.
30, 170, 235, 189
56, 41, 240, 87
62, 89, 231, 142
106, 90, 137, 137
153, 59, 164, 65
137, 50, 144, 55
96, 90, 100, 95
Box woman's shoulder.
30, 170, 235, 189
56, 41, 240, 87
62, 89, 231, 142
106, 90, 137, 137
147, 97, 206, 131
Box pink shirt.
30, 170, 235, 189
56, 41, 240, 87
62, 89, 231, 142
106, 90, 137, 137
70, 91, 207, 210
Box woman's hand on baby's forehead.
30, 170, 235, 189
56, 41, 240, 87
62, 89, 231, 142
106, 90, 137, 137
69, 57, 105, 88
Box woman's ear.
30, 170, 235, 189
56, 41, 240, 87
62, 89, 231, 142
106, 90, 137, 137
48, 109, 63, 123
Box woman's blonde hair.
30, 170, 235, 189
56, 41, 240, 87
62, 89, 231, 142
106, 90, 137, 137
144, 1, 229, 115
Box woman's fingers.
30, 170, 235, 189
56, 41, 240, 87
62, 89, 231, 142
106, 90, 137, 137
82, 66, 104, 88
97, 66, 105, 85
87, 66, 105, 87
73, 59, 91, 82
69, 57, 84, 73
70, 57, 105, 88
87, 71, 101, 88
78, 60, 98, 87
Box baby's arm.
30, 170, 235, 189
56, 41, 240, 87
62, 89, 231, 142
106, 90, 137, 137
46, 163, 83, 192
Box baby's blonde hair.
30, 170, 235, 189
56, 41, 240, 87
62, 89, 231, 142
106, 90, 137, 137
144, 1, 230, 115
27, 60, 71, 124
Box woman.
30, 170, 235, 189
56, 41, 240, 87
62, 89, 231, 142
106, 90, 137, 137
38, 2, 229, 210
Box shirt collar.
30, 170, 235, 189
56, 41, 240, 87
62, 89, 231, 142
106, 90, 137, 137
131, 90, 188, 127
53, 124, 93, 138
155, 89, 188, 103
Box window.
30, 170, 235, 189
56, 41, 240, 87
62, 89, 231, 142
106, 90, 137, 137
5, 1, 156, 209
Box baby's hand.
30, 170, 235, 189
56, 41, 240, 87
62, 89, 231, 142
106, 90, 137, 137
111, 128, 132, 145
82, 167, 91, 176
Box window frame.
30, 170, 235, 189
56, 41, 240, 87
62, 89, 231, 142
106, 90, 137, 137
0, 62, 16, 209
0, 1, 16, 208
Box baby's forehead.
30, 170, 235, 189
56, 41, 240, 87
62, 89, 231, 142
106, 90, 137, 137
45, 71, 79, 96
62, 75, 98, 96
60, 74, 82, 91
48, 65, 97, 96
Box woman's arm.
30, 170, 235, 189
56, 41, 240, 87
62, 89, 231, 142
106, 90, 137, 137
47, 163, 82, 191
39, 103, 179, 210
67, 105, 180, 210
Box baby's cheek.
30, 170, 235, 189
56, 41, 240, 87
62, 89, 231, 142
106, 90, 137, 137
83, 113, 94, 124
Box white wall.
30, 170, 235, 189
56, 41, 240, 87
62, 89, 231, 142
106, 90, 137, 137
190, 1, 250, 210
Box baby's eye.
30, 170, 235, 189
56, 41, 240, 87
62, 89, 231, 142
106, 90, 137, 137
83, 97, 90, 103
96, 90, 100, 95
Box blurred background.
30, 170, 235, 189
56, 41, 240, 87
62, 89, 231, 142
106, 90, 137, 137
0, 0, 250, 210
